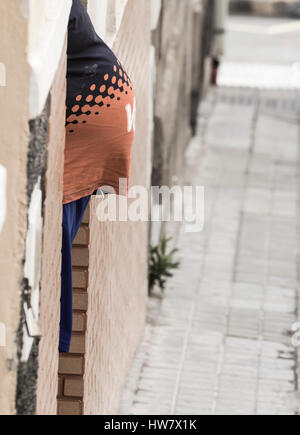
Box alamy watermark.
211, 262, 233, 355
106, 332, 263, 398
95, 181, 205, 233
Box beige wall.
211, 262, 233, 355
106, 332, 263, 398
0, 0, 30, 415
84, 0, 150, 415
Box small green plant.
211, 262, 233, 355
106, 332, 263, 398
149, 236, 181, 294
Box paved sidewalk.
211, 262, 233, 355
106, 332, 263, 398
120, 87, 300, 415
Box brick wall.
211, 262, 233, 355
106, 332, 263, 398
36, 43, 67, 415
57, 206, 90, 415
83, 0, 150, 415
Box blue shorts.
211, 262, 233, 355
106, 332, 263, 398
59, 195, 91, 353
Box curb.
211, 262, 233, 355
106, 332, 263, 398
229, 1, 300, 17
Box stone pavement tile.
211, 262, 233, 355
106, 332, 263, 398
248, 174, 273, 190
215, 410, 255, 415
210, 213, 241, 228
184, 347, 220, 365
227, 328, 259, 340
151, 335, 186, 349
194, 301, 228, 316
196, 292, 229, 309
243, 188, 272, 215
230, 297, 262, 311
206, 239, 236, 256
238, 232, 268, 254
139, 371, 178, 384
260, 341, 296, 360
182, 357, 219, 370
192, 318, 227, 334
179, 370, 218, 385
147, 348, 183, 361
238, 247, 266, 262
130, 404, 172, 415
159, 300, 193, 314
176, 387, 215, 400
258, 367, 295, 383
236, 252, 266, 268
176, 401, 215, 413
217, 384, 257, 399
255, 116, 298, 157
249, 152, 273, 172
221, 352, 259, 366
216, 392, 256, 404
215, 400, 256, 414
187, 330, 224, 346
268, 246, 298, 263
277, 141, 298, 163
183, 338, 222, 354
175, 407, 213, 415
262, 324, 295, 343
265, 285, 297, 300
206, 104, 254, 151
272, 191, 298, 219
138, 378, 177, 391
232, 281, 262, 297
204, 253, 235, 269
179, 377, 217, 391
228, 316, 260, 334
263, 311, 296, 330
268, 260, 298, 279
202, 269, 233, 283
235, 272, 266, 286
268, 275, 298, 290
235, 260, 266, 277
274, 166, 299, 191
256, 398, 291, 415
259, 356, 295, 373
269, 229, 298, 246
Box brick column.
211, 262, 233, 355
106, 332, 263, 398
57, 206, 90, 416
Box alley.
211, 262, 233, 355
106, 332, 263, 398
120, 15, 300, 415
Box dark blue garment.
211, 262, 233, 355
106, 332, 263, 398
59, 195, 91, 353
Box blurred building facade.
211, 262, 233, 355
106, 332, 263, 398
151, 0, 215, 189
0, 0, 218, 415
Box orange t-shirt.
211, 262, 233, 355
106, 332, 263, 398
64, 0, 135, 204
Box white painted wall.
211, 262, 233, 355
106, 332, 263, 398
151, 0, 162, 31
0, 165, 7, 234
25, 0, 136, 118
27, 0, 72, 118
114, 0, 128, 34
87, 0, 108, 38
88, 0, 128, 46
